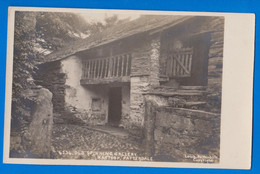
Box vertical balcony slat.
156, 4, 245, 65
97, 59, 100, 78
101, 59, 104, 78
120, 55, 124, 76
90, 60, 93, 78
113, 57, 116, 76
106, 58, 110, 77
189, 54, 192, 72
123, 55, 126, 76
107, 58, 110, 77
104, 59, 106, 78
98, 59, 102, 78
94, 60, 98, 78
112, 57, 115, 77
181, 54, 184, 75
185, 54, 189, 74
169, 56, 173, 77
116, 56, 119, 77
98, 59, 103, 78
82, 60, 85, 78
98, 59, 101, 78
85, 60, 88, 78
173, 56, 176, 76
87, 60, 91, 78
108, 58, 112, 77
128, 54, 132, 76
125, 55, 129, 76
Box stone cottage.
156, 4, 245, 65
35, 15, 224, 140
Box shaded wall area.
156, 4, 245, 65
159, 16, 224, 113
61, 56, 109, 125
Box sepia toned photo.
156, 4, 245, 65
3, 7, 255, 169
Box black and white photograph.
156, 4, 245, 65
3, 7, 255, 168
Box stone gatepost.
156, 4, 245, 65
149, 35, 161, 87
129, 35, 161, 136
25, 86, 53, 158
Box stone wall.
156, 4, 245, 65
154, 107, 220, 162
36, 61, 66, 113
143, 98, 220, 163
204, 17, 224, 113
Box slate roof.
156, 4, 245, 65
41, 15, 194, 64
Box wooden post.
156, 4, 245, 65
173, 57, 176, 76
90, 60, 94, 78
125, 55, 129, 76
85, 60, 88, 78
94, 60, 98, 78
87, 60, 91, 78
120, 56, 124, 76
189, 53, 192, 72
117, 56, 120, 77
108, 58, 112, 77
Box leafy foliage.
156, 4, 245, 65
11, 11, 89, 132
11, 12, 125, 133
85, 15, 130, 34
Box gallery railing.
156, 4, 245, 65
82, 53, 131, 80
166, 47, 193, 78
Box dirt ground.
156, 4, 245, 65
51, 124, 152, 161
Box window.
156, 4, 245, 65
92, 98, 102, 111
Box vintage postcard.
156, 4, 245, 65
3, 7, 255, 169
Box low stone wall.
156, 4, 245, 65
205, 17, 224, 114
144, 99, 220, 163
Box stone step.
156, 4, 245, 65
185, 101, 207, 106
179, 86, 206, 90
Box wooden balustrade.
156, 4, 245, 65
166, 47, 193, 77
82, 54, 131, 80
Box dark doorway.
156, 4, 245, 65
108, 87, 122, 126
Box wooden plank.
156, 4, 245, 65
80, 76, 130, 85
128, 54, 132, 76
85, 60, 89, 78
182, 54, 186, 75
179, 86, 206, 90
114, 57, 117, 76
96, 59, 100, 78
168, 57, 173, 77
107, 59, 110, 77
111, 57, 114, 77
99, 59, 103, 78
125, 55, 129, 76
108, 58, 112, 77
98, 59, 101, 78
90, 60, 94, 78
82, 60, 86, 78
104, 59, 106, 77
173, 56, 176, 76
188, 54, 192, 72
121, 56, 124, 76
185, 54, 189, 73
117, 56, 120, 77
95, 60, 98, 78
174, 54, 190, 75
